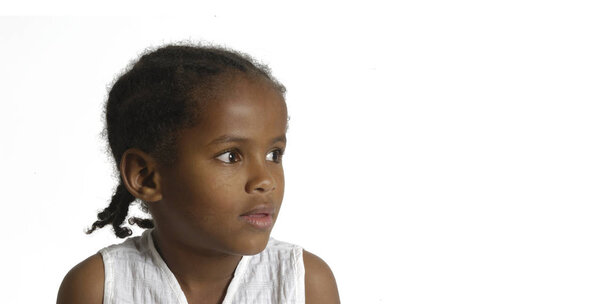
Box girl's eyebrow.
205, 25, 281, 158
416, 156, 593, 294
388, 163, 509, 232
208, 135, 287, 146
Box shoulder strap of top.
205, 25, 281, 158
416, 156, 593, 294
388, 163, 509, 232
98, 230, 188, 304
222, 238, 305, 304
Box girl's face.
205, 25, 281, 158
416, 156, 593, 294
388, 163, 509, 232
152, 77, 288, 256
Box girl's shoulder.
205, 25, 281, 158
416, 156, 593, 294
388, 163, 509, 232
251, 238, 340, 303
56, 233, 143, 304
302, 249, 341, 304
56, 253, 104, 304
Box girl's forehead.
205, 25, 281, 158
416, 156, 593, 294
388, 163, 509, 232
187, 79, 287, 145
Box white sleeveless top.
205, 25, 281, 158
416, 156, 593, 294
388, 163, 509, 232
98, 229, 305, 304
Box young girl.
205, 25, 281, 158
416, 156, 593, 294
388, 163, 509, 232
57, 44, 340, 304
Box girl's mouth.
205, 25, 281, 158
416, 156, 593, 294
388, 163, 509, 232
240, 206, 275, 230
240, 213, 273, 230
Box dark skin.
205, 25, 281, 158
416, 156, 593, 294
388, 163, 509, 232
57, 77, 340, 304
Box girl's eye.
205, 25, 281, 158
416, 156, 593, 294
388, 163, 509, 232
216, 150, 241, 164
267, 149, 284, 163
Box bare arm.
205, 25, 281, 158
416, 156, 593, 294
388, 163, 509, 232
304, 249, 340, 304
56, 253, 104, 304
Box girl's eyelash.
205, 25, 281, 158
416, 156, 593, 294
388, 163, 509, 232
267, 148, 285, 163
216, 149, 241, 164
215, 148, 285, 164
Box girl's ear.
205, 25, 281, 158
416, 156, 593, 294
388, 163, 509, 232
119, 148, 163, 203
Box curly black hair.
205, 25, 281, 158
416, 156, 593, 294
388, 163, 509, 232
87, 43, 286, 238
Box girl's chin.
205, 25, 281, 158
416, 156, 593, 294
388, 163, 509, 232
232, 234, 271, 256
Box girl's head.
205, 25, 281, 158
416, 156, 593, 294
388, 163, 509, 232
88, 44, 288, 255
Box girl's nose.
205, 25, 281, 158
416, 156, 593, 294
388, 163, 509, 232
245, 161, 276, 194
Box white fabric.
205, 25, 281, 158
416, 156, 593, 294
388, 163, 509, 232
99, 229, 305, 304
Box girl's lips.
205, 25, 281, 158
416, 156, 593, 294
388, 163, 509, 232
240, 213, 273, 230
240, 206, 275, 230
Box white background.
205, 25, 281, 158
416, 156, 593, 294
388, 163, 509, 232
1, 1, 599, 303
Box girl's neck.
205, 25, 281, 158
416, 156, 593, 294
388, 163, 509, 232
151, 228, 243, 300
